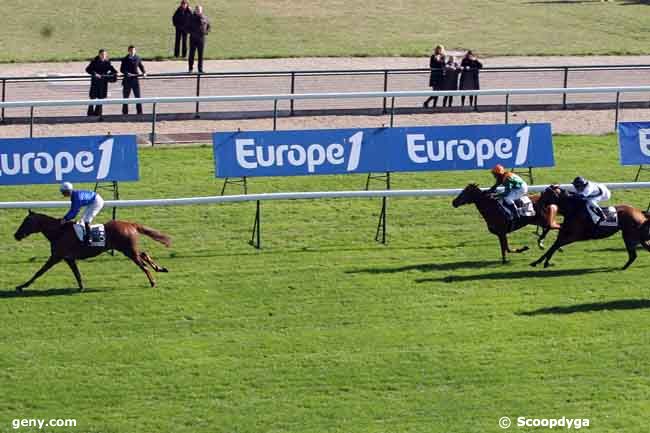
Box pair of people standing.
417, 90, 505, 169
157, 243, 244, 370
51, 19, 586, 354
85, 47, 146, 117
423, 45, 482, 109
172, 1, 211, 73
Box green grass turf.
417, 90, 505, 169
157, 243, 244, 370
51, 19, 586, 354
1, 0, 650, 63
0, 134, 649, 432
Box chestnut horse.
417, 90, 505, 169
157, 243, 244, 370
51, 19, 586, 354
452, 183, 561, 263
14, 211, 171, 291
530, 185, 650, 269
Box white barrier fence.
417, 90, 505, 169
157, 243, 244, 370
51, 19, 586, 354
1, 182, 649, 210
2, 85, 650, 109
3, 84, 648, 142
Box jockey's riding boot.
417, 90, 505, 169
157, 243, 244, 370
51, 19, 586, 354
499, 201, 513, 221
84, 222, 92, 246
508, 202, 519, 221
592, 205, 606, 225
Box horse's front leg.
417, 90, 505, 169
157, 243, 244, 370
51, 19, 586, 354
545, 205, 561, 230
502, 231, 529, 254
531, 233, 572, 268
65, 258, 84, 291
497, 233, 508, 264
16, 256, 62, 292
537, 227, 550, 249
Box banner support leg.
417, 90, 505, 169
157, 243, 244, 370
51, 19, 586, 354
221, 177, 248, 195
249, 200, 261, 249
375, 196, 387, 244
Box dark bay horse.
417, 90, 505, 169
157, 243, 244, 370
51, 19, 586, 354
14, 211, 171, 291
530, 185, 650, 269
452, 183, 561, 263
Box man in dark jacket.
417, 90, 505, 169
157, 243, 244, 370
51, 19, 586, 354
188, 5, 211, 73
172, 0, 192, 58
85, 49, 117, 117
120, 45, 146, 115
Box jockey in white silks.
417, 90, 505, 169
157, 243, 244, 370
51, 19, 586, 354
571, 176, 611, 223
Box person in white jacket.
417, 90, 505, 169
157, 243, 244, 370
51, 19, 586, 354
571, 176, 611, 223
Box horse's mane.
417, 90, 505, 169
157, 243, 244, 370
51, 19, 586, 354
28, 211, 60, 224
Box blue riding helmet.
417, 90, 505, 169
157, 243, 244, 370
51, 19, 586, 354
572, 176, 587, 190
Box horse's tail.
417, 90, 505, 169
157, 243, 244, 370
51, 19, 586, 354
135, 224, 172, 247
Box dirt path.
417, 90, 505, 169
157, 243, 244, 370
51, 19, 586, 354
1, 55, 650, 138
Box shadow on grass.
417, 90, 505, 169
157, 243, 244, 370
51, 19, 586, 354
518, 299, 650, 316
0, 288, 100, 298
416, 267, 617, 283
347, 260, 501, 274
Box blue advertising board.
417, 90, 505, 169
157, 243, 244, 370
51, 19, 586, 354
0, 135, 139, 185
618, 122, 650, 165
213, 123, 554, 178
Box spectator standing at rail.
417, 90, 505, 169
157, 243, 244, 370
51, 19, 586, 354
188, 5, 211, 73
173, 0, 192, 58
85, 49, 117, 118
441, 57, 460, 107
120, 45, 147, 115
423, 45, 446, 109
459, 50, 483, 110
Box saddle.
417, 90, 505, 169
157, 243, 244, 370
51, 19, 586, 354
72, 223, 106, 247
513, 196, 536, 218
498, 196, 536, 221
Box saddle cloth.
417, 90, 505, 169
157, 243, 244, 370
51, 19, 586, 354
587, 206, 618, 227
514, 196, 536, 217
73, 223, 106, 247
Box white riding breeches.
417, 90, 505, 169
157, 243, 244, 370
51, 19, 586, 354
502, 185, 528, 206
585, 185, 611, 208
81, 194, 104, 224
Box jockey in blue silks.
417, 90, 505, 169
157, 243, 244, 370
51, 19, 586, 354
60, 182, 105, 245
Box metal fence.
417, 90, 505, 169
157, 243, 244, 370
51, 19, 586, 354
1, 64, 650, 122
1, 85, 650, 143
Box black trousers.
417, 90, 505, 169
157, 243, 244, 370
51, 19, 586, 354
188, 37, 205, 72
122, 79, 142, 114
174, 28, 188, 57
87, 79, 108, 116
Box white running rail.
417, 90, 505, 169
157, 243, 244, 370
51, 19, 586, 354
1, 182, 650, 209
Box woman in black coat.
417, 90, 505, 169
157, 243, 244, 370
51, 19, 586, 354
441, 57, 460, 107
459, 50, 483, 110
423, 45, 446, 108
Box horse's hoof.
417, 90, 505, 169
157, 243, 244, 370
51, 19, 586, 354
530, 262, 538, 267
15, 286, 24, 292
543, 262, 553, 268
160, 268, 169, 273
519, 246, 530, 253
